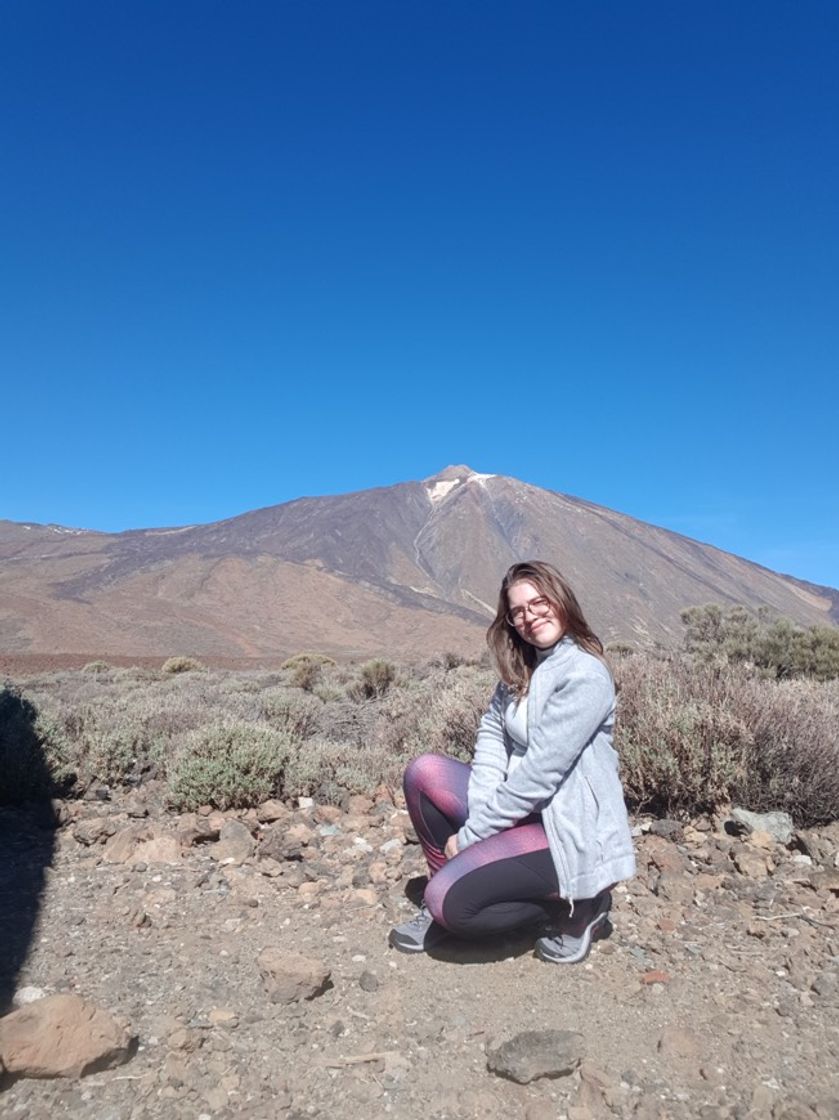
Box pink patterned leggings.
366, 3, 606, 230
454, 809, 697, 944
402, 753, 562, 938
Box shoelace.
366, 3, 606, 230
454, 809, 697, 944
406, 906, 431, 929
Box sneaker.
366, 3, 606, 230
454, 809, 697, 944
534, 890, 612, 964
388, 905, 449, 954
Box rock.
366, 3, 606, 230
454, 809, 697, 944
656, 871, 696, 904
257, 948, 331, 1003
134, 834, 181, 865
359, 970, 379, 992
211, 820, 254, 864
730, 809, 794, 845
0, 993, 133, 1078
657, 1026, 701, 1062
72, 818, 112, 846
12, 987, 48, 1008
486, 1029, 584, 1083
641, 970, 671, 985
650, 819, 685, 843
810, 870, 839, 896
256, 799, 287, 824
644, 835, 690, 875
732, 847, 772, 879
175, 813, 219, 846
102, 823, 180, 865
810, 970, 839, 1003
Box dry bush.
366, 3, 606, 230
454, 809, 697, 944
371, 664, 494, 762
7, 652, 837, 823
733, 676, 839, 824
614, 655, 750, 816
614, 653, 839, 825
349, 659, 397, 700
162, 656, 205, 674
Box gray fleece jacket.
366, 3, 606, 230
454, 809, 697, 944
455, 637, 636, 901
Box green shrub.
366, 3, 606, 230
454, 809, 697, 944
260, 688, 322, 739
681, 604, 839, 680
162, 656, 205, 675
167, 722, 292, 810
82, 660, 110, 674
282, 737, 402, 804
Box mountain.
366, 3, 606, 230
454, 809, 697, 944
1, 466, 836, 661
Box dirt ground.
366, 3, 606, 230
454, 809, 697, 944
1, 787, 838, 1120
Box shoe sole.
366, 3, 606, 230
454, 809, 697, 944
535, 894, 612, 964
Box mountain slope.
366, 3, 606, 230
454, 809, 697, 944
0, 466, 835, 659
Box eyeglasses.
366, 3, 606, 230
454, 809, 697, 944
506, 596, 554, 628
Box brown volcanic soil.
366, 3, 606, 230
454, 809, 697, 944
1, 789, 838, 1119
3, 468, 837, 662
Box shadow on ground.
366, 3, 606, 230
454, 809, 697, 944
0, 687, 60, 1014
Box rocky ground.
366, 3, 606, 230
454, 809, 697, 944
1, 787, 838, 1120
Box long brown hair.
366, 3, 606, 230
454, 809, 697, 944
487, 560, 605, 695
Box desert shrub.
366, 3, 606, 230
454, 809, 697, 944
82, 660, 110, 674
282, 737, 402, 804
260, 687, 322, 739
350, 659, 397, 700
614, 652, 839, 824
0, 686, 75, 803
372, 665, 493, 761
291, 659, 321, 691
732, 676, 839, 824
281, 653, 337, 692
615, 656, 749, 815
162, 656, 205, 675
681, 604, 839, 680
167, 722, 292, 810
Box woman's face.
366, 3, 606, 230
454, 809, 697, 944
506, 580, 564, 649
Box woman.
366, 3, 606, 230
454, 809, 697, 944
389, 560, 636, 963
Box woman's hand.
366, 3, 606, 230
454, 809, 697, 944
444, 835, 459, 860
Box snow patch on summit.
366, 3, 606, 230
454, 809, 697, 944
426, 479, 461, 502
425, 468, 497, 503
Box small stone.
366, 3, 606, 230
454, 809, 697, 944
207, 1008, 239, 1028
257, 947, 331, 1003
256, 799, 287, 824
657, 1026, 701, 1062
486, 1029, 584, 1084
12, 986, 48, 1008
359, 970, 379, 992
641, 970, 671, 985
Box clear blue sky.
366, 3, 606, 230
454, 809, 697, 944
2, 2, 837, 589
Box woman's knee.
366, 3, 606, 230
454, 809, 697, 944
402, 752, 458, 796
403, 753, 437, 784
